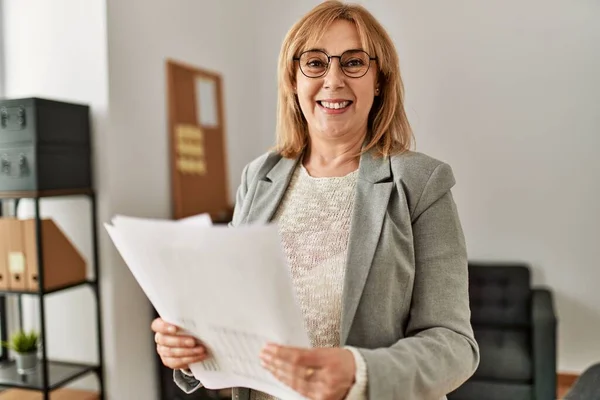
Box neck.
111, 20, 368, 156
302, 133, 365, 177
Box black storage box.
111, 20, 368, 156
0, 97, 91, 193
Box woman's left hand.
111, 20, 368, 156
259, 343, 356, 400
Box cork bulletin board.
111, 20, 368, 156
166, 59, 232, 221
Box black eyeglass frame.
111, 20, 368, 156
293, 49, 378, 79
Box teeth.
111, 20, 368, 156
321, 101, 350, 109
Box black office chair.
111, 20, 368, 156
448, 262, 558, 400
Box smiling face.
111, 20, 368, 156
295, 19, 378, 144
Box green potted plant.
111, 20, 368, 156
1, 330, 40, 374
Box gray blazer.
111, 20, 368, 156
175, 148, 480, 400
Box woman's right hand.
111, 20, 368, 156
151, 317, 209, 370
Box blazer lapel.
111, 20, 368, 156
243, 155, 300, 225
340, 149, 393, 345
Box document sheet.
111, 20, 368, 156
105, 215, 311, 399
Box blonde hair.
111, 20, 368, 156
275, 0, 414, 158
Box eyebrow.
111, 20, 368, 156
305, 47, 365, 54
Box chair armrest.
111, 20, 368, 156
532, 288, 557, 400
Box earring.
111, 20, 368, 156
375, 88, 380, 95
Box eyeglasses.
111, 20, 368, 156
294, 49, 377, 79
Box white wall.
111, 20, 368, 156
2, 0, 109, 392
257, 0, 600, 372
0, 0, 5, 94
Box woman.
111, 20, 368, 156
152, 1, 479, 399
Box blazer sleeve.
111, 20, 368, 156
357, 163, 480, 400
228, 162, 250, 228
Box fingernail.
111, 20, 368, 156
167, 325, 176, 333
186, 339, 195, 346
195, 347, 205, 354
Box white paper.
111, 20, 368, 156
196, 77, 219, 128
178, 213, 213, 226
104, 214, 310, 399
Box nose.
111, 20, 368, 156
323, 58, 345, 89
